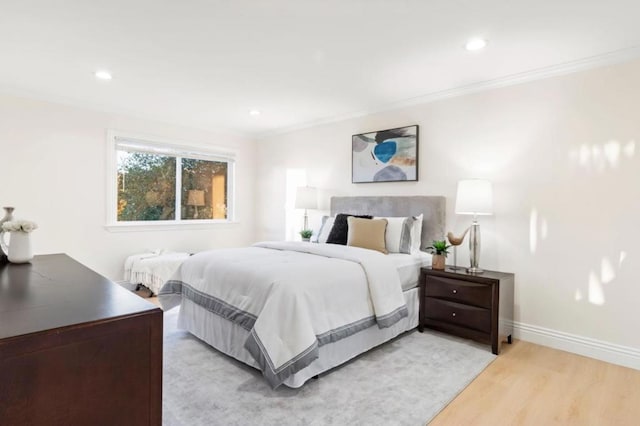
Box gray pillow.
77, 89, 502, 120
315, 216, 334, 243
374, 216, 416, 254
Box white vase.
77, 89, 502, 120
0, 206, 14, 261
1, 231, 34, 263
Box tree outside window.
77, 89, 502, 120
116, 150, 229, 222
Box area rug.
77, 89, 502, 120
162, 308, 495, 426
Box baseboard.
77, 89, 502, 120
512, 321, 640, 371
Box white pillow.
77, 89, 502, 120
316, 216, 335, 243
374, 216, 416, 254
411, 214, 424, 253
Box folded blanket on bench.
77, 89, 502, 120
124, 250, 190, 295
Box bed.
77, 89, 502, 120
159, 196, 446, 388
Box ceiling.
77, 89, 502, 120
1, 0, 640, 137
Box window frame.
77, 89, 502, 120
105, 130, 237, 231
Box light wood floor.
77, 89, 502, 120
144, 294, 640, 425
430, 339, 640, 425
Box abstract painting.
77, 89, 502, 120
352, 125, 418, 183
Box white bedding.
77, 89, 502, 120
176, 287, 419, 388
388, 251, 432, 291
159, 241, 408, 388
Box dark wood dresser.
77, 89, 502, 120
419, 267, 514, 354
0, 254, 162, 425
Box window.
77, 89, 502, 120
107, 132, 235, 228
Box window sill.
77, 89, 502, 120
104, 220, 239, 233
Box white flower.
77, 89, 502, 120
1, 221, 18, 232
2, 220, 38, 233
21, 221, 37, 232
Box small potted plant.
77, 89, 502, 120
426, 239, 450, 270
299, 229, 313, 242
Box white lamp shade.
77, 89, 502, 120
455, 179, 493, 215
295, 186, 318, 210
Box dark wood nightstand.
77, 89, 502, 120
418, 267, 514, 355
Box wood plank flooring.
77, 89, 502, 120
429, 339, 640, 425
145, 294, 640, 425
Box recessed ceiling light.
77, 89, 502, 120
465, 38, 487, 51
249, 110, 261, 116
95, 70, 113, 80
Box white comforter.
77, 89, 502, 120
158, 241, 408, 388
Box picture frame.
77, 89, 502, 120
351, 125, 419, 183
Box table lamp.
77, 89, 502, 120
295, 186, 318, 231
455, 179, 493, 273
187, 189, 205, 219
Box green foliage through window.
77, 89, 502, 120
116, 150, 228, 222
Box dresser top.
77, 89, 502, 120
0, 254, 160, 340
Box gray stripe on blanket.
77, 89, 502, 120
316, 315, 377, 345
245, 329, 320, 389
160, 280, 257, 331
376, 305, 409, 328
163, 279, 409, 388
158, 280, 183, 296
245, 307, 408, 388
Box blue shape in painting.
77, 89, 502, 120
373, 141, 397, 163
374, 165, 407, 182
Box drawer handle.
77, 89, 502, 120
452, 289, 457, 294
452, 312, 456, 317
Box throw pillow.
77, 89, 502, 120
411, 213, 424, 252
315, 216, 335, 243
374, 216, 416, 254
326, 213, 373, 245
347, 217, 388, 254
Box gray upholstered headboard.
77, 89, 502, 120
330, 196, 446, 251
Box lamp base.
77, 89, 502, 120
468, 219, 483, 274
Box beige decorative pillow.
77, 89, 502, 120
347, 217, 388, 254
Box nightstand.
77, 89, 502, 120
418, 267, 514, 355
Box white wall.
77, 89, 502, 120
0, 94, 256, 280
256, 58, 640, 362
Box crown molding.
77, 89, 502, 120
2, 45, 639, 142
258, 45, 640, 139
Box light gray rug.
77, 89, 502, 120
162, 308, 495, 426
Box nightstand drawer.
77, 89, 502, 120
424, 297, 491, 333
425, 276, 492, 308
